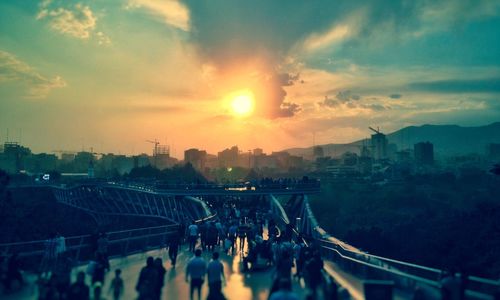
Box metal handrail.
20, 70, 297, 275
0, 224, 179, 248
317, 236, 500, 289
321, 245, 440, 287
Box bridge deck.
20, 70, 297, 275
5, 248, 309, 300
4, 233, 311, 300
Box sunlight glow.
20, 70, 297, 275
230, 92, 254, 116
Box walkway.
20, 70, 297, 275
4, 235, 308, 300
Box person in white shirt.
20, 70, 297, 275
188, 221, 199, 252
207, 252, 225, 300
186, 249, 207, 300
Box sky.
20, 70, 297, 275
1, 0, 499, 158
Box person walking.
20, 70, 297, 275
154, 258, 166, 300
305, 250, 324, 298
185, 249, 207, 300
68, 271, 90, 300
188, 221, 199, 252
207, 252, 225, 300
109, 269, 124, 300
169, 229, 181, 268
136, 257, 159, 300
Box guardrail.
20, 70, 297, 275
10, 181, 321, 193
0, 224, 180, 272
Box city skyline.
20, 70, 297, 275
1, 1, 500, 156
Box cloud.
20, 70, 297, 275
303, 24, 351, 51
319, 96, 340, 108
0, 50, 66, 98
278, 102, 301, 118
126, 0, 190, 31
37, 2, 97, 39
409, 78, 500, 93
278, 73, 300, 86
318, 90, 389, 112
360, 103, 388, 111
96, 31, 112, 46
181, 0, 499, 121
334, 90, 361, 102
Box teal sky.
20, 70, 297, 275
1, 0, 499, 157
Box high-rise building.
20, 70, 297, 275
414, 142, 434, 165
486, 143, 500, 160
218, 146, 239, 168
313, 146, 324, 158
184, 148, 207, 170
253, 148, 263, 156
371, 132, 388, 160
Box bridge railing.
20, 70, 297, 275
0, 224, 179, 272
47, 180, 321, 192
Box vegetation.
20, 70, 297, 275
127, 163, 207, 183
309, 172, 500, 278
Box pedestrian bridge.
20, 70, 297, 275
1, 182, 499, 299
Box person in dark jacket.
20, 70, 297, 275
68, 271, 89, 300
169, 229, 181, 268
154, 258, 166, 300
136, 257, 159, 300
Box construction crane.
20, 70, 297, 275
146, 139, 160, 168
368, 126, 381, 134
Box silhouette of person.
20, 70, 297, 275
136, 257, 159, 300
188, 221, 199, 252
169, 229, 181, 268
109, 269, 124, 300
154, 258, 166, 300
207, 252, 226, 300
68, 271, 89, 300
185, 249, 207, 300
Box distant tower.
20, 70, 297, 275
313, 146, 324, 158
88, 159, 95, 178
369, 127, 388, 160
414, 142, 434, 165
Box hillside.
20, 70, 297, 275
284, 122, 500, 158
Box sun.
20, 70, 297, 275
230, 92, 254, 116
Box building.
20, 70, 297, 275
253, 148, 263, 156
155, 144, 175, 169
414, 142, 434, 165
486, 143, 500, 160
0, 142, 31, 173
313, 146, 324, 158
218, 146, 239, 168
133, 154, 150, 168
184, 148, 207, 170
371, 132, 388, 160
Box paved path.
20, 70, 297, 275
4, 241, 308, 300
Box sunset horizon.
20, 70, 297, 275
2, 1, 499, 157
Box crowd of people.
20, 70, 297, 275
180, 199, 327, 300
1, 198, 329, 300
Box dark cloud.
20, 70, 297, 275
389, 94, 402, 99
278, 73, 300, 86
182, 0, 499, 118
319, 96, 340, 108
319, 93, 388, 111
360, 104, 388, 111
332, 90, 361, 102
277, 102, 301, 117
409, 78, 500, 93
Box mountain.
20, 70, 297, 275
283, 122, 500, 158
